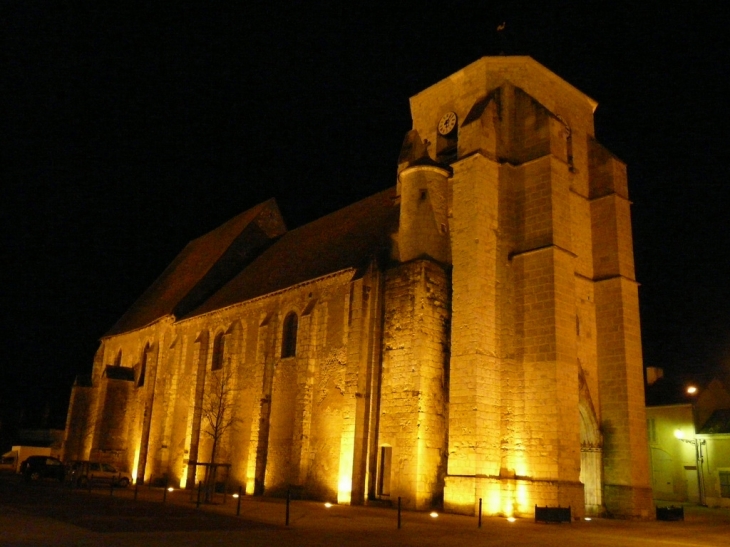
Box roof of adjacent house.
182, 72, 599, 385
698, 408, 730, 434
106, 187, 399, 336
187, 186, 399, 317
106, 199, 286, 336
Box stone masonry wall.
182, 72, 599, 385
379, 259, 449, 510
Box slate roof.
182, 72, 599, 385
187, 187, 399, 317
106, 200, 285, 336
698, 409, 730, 434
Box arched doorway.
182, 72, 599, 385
579, 375, 604, 515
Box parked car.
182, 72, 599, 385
20, 456, 65, 482
68, 461, 132, 487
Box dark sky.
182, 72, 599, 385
3, 1, 730, 430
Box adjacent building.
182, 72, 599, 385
646, 375, 730, 507
64, 56, 653, 518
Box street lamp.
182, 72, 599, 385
674, 429, 707, 506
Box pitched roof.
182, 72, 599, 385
106, 199, 286, 336
698, 408, 730, 434
187, 187, 399, 316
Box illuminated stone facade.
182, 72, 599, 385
64, 57, 652, 518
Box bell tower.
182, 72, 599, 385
399, 57, 652, 519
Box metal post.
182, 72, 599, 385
397, 496, 401, 529
163, 476, 168, 503
697, 439, 707, 506
236, 485, 242, 516
285, 488, 291, 526
110, 480, 114, 496
196, 481, 202, 508
134, 481, 138, 501
478, 498, 482, 528
88, 475, 92, 493
224, 473, 229, 505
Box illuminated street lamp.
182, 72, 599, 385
674, 429, 707, 506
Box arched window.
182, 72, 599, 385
137, 350, 147, 387
114, 350, 122, 367
281, 312, 298, 358
211, 332, 225, 371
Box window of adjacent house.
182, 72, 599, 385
647, 418, 656, 443
378, 446, 392, 496
211, 332, 225, 371
281, 312, 298, 358
720, 471, 730, 498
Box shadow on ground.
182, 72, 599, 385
0, 476, 278, 534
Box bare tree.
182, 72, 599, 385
197, 366, 239, 499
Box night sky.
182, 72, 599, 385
3, 2, 730, 434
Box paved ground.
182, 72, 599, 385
1, 475, 729, 546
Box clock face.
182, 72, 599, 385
438, 111, 457, 136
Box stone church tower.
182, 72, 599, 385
64, 57, 652, 519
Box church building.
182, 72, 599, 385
64, 57, 653, 518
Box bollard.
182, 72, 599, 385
285, 488, 291, 526
236, 485, 242, 516
88, 475, 92, 493
110, 480, 114, 497
196, 481, 202, 508
163, 477, 168, 503
478, 498, 482, 528
134, 481, 138, 501
397, 497, 401, 529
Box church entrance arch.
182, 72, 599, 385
579, 374, 603, 515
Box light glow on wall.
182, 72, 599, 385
337, 475, 352, 504
337, 422, 355, 505
132, 448, 141, 484
516, 483, 529, 513
246, 476, 255, 496
486, 490, 502, 515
